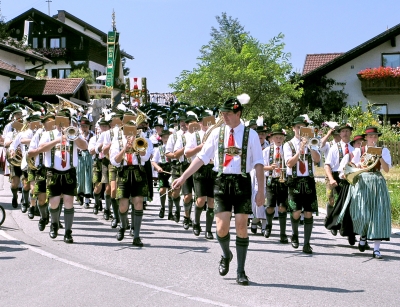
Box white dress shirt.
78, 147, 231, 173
283, 137, 320, 176
28, 128, 45, 166
151, 144, 168, 164
165, 130, 184, 161
197, 123, 263, 174
109, 135, 151, 167
38, 129, 86, 170
263, 144, 284, 178
325, 140, 354, 172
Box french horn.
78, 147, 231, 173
344, 152, 381, 185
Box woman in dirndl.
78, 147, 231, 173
340, 126, 391, 259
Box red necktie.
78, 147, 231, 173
275, 147, 281, 173
299, 148, 306, 174
127, 153, 133, 165
223, 128, 234, 167
345, 143, 349, 155
61, 141, 67, 168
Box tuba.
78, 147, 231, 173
344, 152, 381, 185
135, 108, 151, 127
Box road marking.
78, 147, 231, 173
0, 230, 236, 307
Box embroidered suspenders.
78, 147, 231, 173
159, 145, 167, 164
267, 145, 284, 186
217, 125, 250, 177
337, 143, 344, 163
195, 132, 201, 146
49, 131, 73, 168
288, 141, 313, 178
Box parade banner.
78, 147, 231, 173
106, 31, 118, 88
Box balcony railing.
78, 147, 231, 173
35, 48, 67, 58
358, 75, 400, 95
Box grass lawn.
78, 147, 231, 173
314, 166, 400, 228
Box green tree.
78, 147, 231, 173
292, 73, 348, 124
68, 67, 95, 84
169, 13, 303, 125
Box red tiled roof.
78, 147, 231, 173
302, 53, 344, 75
10, 78, 86, 96
0, 59, 36, 79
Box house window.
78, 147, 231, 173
42, 37, 47, 48
52, 69, 71, 79
382, 53, 400, 68
61, 37, 66, 48
32, 37, 38, 48
50, 38, 60, 48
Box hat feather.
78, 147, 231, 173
237, 93, 250, 105
300, 114, 311, 124
256, 116, 263, 126
324, 121, 339, 129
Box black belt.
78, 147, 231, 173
48, 167, 75, 175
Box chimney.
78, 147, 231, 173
57, 10, 65, 23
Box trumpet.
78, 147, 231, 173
308, 137, 320, 151
64, 126, 79, 141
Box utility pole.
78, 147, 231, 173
46, 0, 52, 16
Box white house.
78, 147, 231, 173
302, 23, 400, 123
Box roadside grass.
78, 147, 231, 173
315, 166, 400, 228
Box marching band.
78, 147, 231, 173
0, 94, 393, 286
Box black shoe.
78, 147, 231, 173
373, 250, 383, 259
280, 234, 289, 244
348, 235, 356, 246
168, 212, 174, 221
132, 237, 143, 247
49, 222, 59, 239
250, 226, 257, 234
365, 242, 371, 250
21, 203, 28, 213
205, 231, 214, 240
183, 217, 190, 230
130, 228, 134, 237
12, 198, 18, 208
58, 221, 64, 229
117, 227, 125, 241
302, 244, 313, 254
291, 235, 299, 249
38, 217, 49, 231
218, 251, 233, 276
84, 203, 90, 209
331, 229, 338, 236
103, 209, 110, 220
111, 218, 119, 228
174, 212, 180, 223
192, 223, 201, 236
159, 207, 165, 218
236, 272, 249, 286
358, 242, 366, 252
93, 205, 99, 215
264, 226, 272, 238
188, 219, 193, 227
27, 206, 35, 219
64, 230, 74, 244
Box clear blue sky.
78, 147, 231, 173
2, 0, 400, 92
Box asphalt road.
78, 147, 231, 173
0, 173, 399, 307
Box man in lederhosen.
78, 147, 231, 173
173, 114, 197, 230
184, 111, 216, 239
172, 95, 264, 286
165, 114, 188, 223
27, 113, 56, 231
37, 110, 88, 243
262, 126, 289, 243
151, 129, 172, 219
101, 110, 124, 228
89, 117, 111, 219
13, 113, 42, 218
109, 121, 152, 247
283, 115, 320, 254
4, 109, 27, 209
